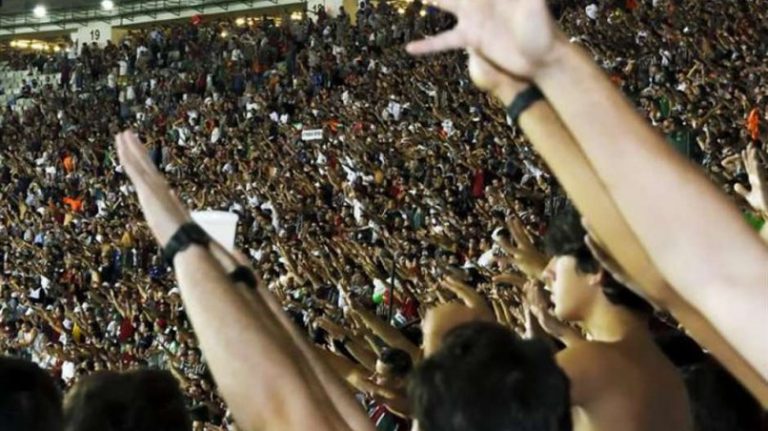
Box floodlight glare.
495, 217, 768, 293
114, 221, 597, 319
33, 5, 47, 18
101, 0, 115, 11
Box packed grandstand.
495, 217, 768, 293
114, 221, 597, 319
0, 0, 767, 430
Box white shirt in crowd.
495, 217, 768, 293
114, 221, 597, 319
246, 101, 260, 119
211, 126, 222, 144
136, 45, 148, 60
387, 99, 402, 121
118, 59, 128, 76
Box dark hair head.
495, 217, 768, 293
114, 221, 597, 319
401, 323, 423, 347
408, 322, 571, 431
64, 369, 190, 431
543, 205, 653, 314
379, 348, 413, 377
0, 356, 63, 431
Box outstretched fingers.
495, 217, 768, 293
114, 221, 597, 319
116, 131, 154, 187
406, 28, 467, 56
508, 216, 533, 248
734, 183, 751, 201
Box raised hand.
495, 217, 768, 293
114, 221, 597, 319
497, 216, 549, 280
441, 276, 493, 317
115, 131, 192, 247
522, 280, 550, 316
467, 50, 528, 105
492, 271, 528, 287
734, 144, 768, 218
523, 280, 582, 344
406, 0, 564, 80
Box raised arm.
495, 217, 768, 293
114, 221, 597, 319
408, 0, 768, 388
115, 131, 370, 431
348, 302, 421, 362
316, 316, 378, 372
468, 51, 768, 404
532, 30, 768, 383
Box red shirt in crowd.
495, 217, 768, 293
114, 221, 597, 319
472, 169, 485, 198
119, 318, 135, 343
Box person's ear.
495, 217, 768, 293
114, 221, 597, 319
587, 269, 604, 287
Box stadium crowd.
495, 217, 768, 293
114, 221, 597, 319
1, 0, 767, 430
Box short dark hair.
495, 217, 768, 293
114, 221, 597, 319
379, 348, 413, 377
543, 205, 653, 314
0, 356, 63, 431
64, 370, 190, 431
408, 322, 572, 431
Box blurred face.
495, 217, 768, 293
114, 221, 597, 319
374, 360, 394, 386
544, 256, 598, 322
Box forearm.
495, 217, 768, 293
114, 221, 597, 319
258, 289, 374, 431
169, 363, 190, 388
536, 42, 768, 295
315, 346, 372, 393
203, 244, 373, 431
531, 308, 582, 348
535, 43, 768, 377
665, 288, 768, 406
355, 307, 420, 360
174, 246, 347, 431
523, 308, 559, 351
518, 101, 667, 296
450, 285, 487, 311
344, 336, 378, 372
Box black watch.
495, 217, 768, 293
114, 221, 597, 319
164, 223, 211, 266
505, 85, 544, 126
229, 266, 257, 289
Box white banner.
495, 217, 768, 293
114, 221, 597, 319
72, 22, 113, 52
302, 129, 324, 141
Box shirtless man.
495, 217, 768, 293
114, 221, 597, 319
417, 211, 692, 431
407, 0, 768, 405
540, 208, 692, 431
403, 7, 691, 426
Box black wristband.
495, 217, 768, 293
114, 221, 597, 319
229, 266, 257, 289
164, 223, 211, 266
505, 86, 544, 126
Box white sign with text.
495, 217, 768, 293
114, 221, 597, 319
302, 129, 324, 141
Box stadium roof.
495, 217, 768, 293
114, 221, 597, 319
0, 1, 106, 15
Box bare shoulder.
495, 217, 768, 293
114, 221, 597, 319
558, 340, 691, 424
555, 341, 627, 404
556, 340, 627, 375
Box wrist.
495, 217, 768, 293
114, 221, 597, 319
172, 243, 210, 268
531, 37, 575, 88
505, 86, 545, 126
496, 83, 526, 107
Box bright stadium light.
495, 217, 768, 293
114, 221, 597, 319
32, 5, 47, 18
101, 0, 115, 11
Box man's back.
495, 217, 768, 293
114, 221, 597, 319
559, 333, 692, 431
